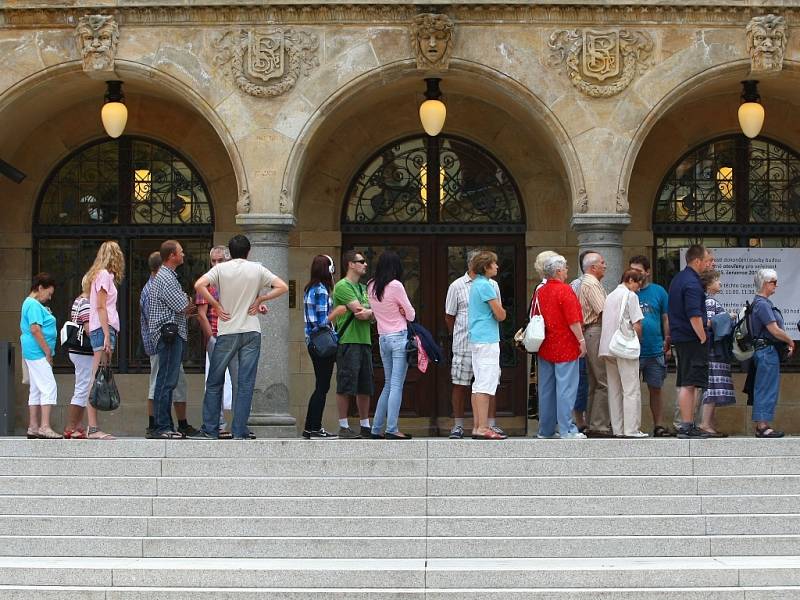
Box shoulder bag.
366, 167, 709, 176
609, 290, 640, 360
60, 321, 93, 355
523, 294, 546, 353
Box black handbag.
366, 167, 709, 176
89, 362, 121, 411
308, 326, 338, 358
160, 322, 179, 344
60, 321, 93, 355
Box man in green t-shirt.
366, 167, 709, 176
333, 250, 375, 439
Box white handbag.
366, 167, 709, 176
523, 296, 546, 353
609, 291, 640, 360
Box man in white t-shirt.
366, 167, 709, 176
191, 235, 288, 439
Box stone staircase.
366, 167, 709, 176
2, 437, 800, 598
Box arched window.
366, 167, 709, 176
34, 136, 214, 372
653, 135, 800, 283
343, 135, 524, 234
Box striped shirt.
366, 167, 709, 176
146, 266, 189, 347
579, 273, 606, 327
303, 283, 333, 341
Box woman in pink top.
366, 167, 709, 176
367, 251, 415, 439
84, 241, 124, 440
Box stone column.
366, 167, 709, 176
239, 214, 297, 438
570, 213, 631, 293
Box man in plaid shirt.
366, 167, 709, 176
146, 240, 195, 439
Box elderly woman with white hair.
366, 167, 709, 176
534, 254, 586, 439
750, 268, 795, 438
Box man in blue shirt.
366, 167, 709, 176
629, 255, 671, 436
667, 244, 711, 438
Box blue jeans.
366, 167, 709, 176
753, 346, 780, 422
153, 336, 185, 434
574, 357, 588, 412
537, 356, 579, 437
201, 332, 261, 439
372, 331, 408, 435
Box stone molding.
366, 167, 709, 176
3, 6, 798, 28
548, 28, 653, 98
213, 28, 319, 97
570, 212, 631, 234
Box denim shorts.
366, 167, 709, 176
89, 327, 117, 353
639, 354, 667, 388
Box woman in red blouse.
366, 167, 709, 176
535, 255, 587, 439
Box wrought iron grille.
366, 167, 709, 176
654, 135, 800, 284
343, 135, 523, 231
33, 137, 214, 373
37, 137, 212, 226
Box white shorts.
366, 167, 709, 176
148, 354, 187, 403
68, 352, 94, 407
470, 343, 501, 396
25, 357, 58, 406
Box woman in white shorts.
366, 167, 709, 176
467, 251, 507, 440
20, 273, 61, 439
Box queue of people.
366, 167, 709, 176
18, 239, 797, 440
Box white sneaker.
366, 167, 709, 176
562, 431, 587, 439
536, 432, 560, 439
625, 431, 649, 438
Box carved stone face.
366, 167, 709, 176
746, 14, 788, 73
412, 14, 453, 69
75, 15, 119, 72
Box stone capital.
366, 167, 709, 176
237, 212, 296, 234
570, 212, 631, 235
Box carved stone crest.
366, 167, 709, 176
214, 28, 319, 97
74, 14, 119, 74
411, 13, 454, 70
548, 29, 653, 98
746, 14, 788, 74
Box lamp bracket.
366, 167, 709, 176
104, 80, 125, 104
424, 77, 442, 100
741, 80, 760, 103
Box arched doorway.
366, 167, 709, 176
342, 134, 527, 436
33, 135, 214, 373
653, 134, 800, 281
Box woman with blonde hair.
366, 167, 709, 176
85, 241, 125, 440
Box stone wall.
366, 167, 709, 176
1, 2, 798, 434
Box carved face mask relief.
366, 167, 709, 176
75, 15, 119, 72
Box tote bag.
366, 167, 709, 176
609, 291, 640, 360
523, 295, 546, 353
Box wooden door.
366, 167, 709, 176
342, 235, 527, 435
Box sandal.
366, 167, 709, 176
653, 425, 673, 438
154, 430, 185, 439
755, 426, 785, 438
70, 427, 87, 439
218, 430, 233, 439
472, 429, 508, 440
87, 427, 115, 440
38, 428, 63, 439
699, 428, 728, 438
385, 431, 412, 440
26, 428, 39, 439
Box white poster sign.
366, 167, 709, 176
679, 248, 800, 335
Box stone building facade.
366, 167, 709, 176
0, 1, 798, 436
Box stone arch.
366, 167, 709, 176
0, 59, 247, 225
282, 57, 586, 223
619, 58, 800, 213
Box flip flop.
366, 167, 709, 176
699, 428, 727, 438
755, 427, 784, 438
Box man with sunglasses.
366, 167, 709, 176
332, 250, 375, 439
